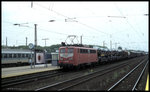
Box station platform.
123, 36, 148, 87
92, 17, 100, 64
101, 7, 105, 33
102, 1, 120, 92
2, 64, 60, 78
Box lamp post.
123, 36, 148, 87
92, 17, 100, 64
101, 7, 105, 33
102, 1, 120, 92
14, 23, 37, 68
34, 24, 37, 68
14, 20, 55, 67
42, 38, 49, 47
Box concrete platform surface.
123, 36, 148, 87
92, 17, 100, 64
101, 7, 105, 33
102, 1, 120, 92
2, 64, 60, 78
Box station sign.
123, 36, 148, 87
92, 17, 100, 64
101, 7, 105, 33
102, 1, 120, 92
28, 43, 34, 50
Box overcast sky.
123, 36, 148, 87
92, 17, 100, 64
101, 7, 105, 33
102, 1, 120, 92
2, 1, 148, 51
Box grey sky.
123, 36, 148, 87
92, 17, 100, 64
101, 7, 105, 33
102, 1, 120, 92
2, 1, 148, 51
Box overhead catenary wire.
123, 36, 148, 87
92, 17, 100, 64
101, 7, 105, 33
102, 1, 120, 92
33, 2, 123, 48
31, 2, 147, 50
76, 3, 135, 49
113, 2, 146, 50
113, 3, 145, 39
3, 21, 70, 36
30, 3, 107, 39
2, 21, 71, 46
33, 2, 111, 36
31, 2, 112, 46
2, 2, 147, 51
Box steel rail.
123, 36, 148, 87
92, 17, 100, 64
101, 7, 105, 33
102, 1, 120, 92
35, 59, 141, 91
107, 59, 147, 91
2, 70, 62, 88
132, 60, 149, 91
59, 59, 148, 91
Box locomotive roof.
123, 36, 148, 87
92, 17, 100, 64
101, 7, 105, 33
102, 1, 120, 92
59, 46, 96, 50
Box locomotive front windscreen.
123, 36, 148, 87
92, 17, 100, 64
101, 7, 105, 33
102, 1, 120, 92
68, 48, 74, 53
60, 48, 65, 53
60, 48, 74, 59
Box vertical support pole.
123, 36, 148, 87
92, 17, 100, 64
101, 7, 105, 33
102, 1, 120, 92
45, 40, 46, 47
103, 41, 105, 47
35, 24, 37, 46
6, 37, 7, 47
34, 24, 37, 68
81, 35, 82, 45
115, 43, 117, 50
30, 50, 32, 69
110, 40, 112, 50
110, 34, 112, 50
44, 50, 47, 68
31, 1, 33, 8
26, 37, 28, 46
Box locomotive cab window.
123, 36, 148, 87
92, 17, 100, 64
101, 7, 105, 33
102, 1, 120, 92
60, 48, 65, 53
68, 48, 74, 53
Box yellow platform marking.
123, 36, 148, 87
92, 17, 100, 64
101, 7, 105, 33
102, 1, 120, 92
145, 74, 149, 91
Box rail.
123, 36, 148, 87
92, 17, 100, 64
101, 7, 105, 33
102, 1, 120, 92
35, 60, 138, 91
2, 69, 62, 88
107, 60, 149, 91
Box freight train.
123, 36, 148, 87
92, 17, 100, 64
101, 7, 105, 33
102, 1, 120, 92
2, 45, 146, 68
58, 45, 146, 69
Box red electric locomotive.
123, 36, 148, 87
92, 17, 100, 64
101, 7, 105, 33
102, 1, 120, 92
58, 46, 98, 69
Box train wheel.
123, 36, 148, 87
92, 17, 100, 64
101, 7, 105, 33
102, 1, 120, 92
81, 64, 86, 70
75, 65, 80, 71
92, 62, 96, 67
62, 66, 68, 71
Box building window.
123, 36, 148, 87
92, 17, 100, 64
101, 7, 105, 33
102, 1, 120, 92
13, 54, 17, 58
8, 54, 12, 58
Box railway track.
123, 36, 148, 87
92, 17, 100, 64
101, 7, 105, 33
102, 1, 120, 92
2, 65, 103, 90
2, 56, 147, 91
35, 57, 145, 91
107, 60, 149, 91
2, 69, 62, 89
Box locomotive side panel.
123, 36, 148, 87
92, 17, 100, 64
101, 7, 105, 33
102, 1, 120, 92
59, 46, 98, 68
